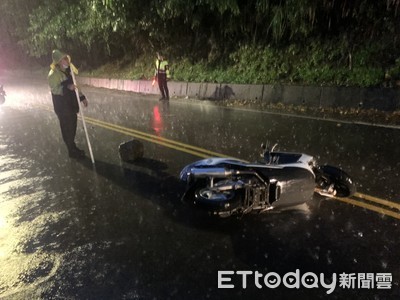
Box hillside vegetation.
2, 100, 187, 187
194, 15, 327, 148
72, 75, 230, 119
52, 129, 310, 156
1, 1, 400, 87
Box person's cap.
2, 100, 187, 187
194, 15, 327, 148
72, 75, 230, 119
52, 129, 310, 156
52, 49, 67, 64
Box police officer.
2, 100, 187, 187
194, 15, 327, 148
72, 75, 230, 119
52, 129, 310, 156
155, 52, 170, 100
48, 49, 88, 159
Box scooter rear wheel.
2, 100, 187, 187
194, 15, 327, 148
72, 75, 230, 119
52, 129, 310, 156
195, 188, 236, 202
193, 180, 243, 216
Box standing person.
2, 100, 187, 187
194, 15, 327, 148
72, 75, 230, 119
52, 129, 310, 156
0, 85, 6, 105
48, 49, 88, 159
155, 52, 170, 101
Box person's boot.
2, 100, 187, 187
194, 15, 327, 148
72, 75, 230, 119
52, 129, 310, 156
159, 91, 166, 101
68, 146, 85, 159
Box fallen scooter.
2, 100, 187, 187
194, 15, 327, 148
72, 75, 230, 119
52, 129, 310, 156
180, 143, 356, 217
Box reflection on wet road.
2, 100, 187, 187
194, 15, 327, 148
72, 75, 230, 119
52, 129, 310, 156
0, 78, 399, 299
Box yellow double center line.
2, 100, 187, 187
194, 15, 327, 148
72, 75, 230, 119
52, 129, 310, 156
85, 116, 230, 159
335, 193, 400, 220
38, 104, 400, 220
83, 116, 400, 220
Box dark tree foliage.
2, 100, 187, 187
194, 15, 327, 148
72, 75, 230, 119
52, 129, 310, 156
0, 0, 399, 85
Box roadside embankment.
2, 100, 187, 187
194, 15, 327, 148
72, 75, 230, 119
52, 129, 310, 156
78, 77, 400, 110
77, 77, 400, 126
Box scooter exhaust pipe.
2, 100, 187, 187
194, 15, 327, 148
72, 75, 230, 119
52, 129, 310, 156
190, 168, 233, 178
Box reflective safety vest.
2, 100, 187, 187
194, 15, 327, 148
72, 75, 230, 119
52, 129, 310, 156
48, 67, 68, 95
155, 59, 171, 78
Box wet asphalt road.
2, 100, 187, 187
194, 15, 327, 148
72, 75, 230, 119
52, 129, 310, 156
0, 77, 400, 299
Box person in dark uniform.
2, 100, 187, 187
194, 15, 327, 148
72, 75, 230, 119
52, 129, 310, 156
155, 52, 171, 100
48, 49, 88, 159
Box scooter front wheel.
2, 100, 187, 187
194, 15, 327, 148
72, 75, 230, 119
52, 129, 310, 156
315, 165, 356, 197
